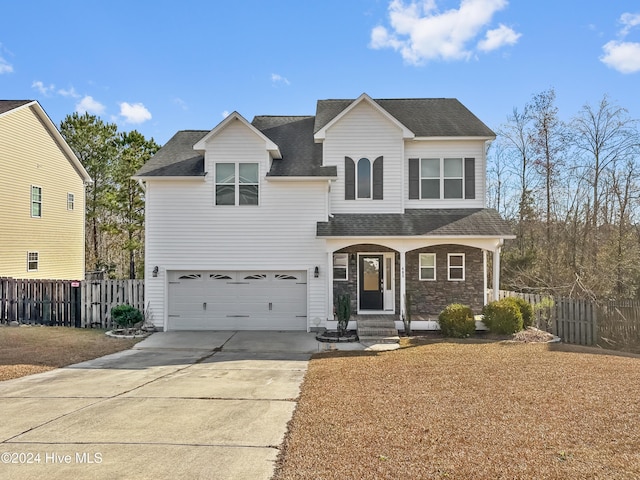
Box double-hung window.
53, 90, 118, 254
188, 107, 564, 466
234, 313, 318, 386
419, 253, 436, 281
67, 193, 75, 211
215, 163, 259, 206
31, 186, 42, 217
448, 253, 465, 281
333, 254, 348, 281
409, 158, 475, 200
27, 252, 39, 271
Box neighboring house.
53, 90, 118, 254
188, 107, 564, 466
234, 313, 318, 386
135, 94, 514, 333
0, 100, 91, 280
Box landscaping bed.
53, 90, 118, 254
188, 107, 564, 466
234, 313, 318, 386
0, 325, 142, 381
274, 338, 640, 479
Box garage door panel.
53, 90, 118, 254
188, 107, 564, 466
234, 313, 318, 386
168, 270, 307, 330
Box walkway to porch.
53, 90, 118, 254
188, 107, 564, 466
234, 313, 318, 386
353, 314, 400, 346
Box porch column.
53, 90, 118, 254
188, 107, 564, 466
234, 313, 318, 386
492, 246, 501, 301
327, 251, 334, 320
399, 250, 406, 319
483, 250, 488, 305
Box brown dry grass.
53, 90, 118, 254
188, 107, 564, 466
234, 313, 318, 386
275, 338, 640, 480
0, 326, 141, 381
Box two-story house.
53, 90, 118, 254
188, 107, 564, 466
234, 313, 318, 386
0, 100, 91, 280
135, 94, 513, 334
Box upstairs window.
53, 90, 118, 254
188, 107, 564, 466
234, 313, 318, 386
409, 158, 475, 200
31, 186, 42, 217
215, 163, 259, 206
27, 252, 39, 271
67, 193, 75, 211
345, 156, 384, 200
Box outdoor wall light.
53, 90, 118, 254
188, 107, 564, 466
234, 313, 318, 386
152, 266, 159, 277
314, 266, 319, 278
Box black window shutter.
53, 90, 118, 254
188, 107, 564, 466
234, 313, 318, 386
408, 158, 419, 199
372, 156, 383, 200
464, 158, 475, 199
345, 157, 355, 200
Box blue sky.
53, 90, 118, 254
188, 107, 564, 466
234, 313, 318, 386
2, 1, 639, 145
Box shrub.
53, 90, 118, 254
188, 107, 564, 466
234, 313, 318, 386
335, 294, 351, 335
111, 304, 143, 329
438, 304, 476, 338
482, 299, 523, 334
503, 296, 534, 328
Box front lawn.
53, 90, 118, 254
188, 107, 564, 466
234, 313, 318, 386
0, 326, 142, 381
274, 338, 640, 480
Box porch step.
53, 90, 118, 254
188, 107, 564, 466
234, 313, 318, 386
356, 315, 399, 346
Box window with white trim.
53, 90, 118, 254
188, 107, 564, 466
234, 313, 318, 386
333, 253, 348, 281
448, 253, 465, 281
67, 193, 75, 211
215, 163, 259, 206
419, 253, 436, 281
27, 252, 39, 271
357, 158, 371, 199
31, 186, 42, 217
409, 157, 475, 200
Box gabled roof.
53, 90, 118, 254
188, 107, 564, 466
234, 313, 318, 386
0, 100, 32, 116
0, 100, 92, 183
314, 97, 495, 138
313, 93, 414, 141
134, 130, 207, 177
137, 95, 495, 179
193, 112, 281, 159
316, 209, 514, 238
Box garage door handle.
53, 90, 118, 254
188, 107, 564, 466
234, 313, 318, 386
203, 302, 207, 310
269, 302, 272, 311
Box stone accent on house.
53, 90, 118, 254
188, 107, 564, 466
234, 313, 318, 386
332, 244, 400, 314
406, 245, 484, 317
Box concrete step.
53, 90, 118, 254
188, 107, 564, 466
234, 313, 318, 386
356, 319, 397, 328
357, 327, 398, 336
359, 335, 400, 345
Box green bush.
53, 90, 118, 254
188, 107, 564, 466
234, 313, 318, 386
503, 296, 534, 328
111, 304, 143, 329
438, 304, 476, 338
482, 299, 523, 334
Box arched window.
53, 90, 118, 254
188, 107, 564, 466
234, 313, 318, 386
357, 158, 371, 199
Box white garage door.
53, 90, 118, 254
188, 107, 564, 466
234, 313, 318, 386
167, 270, 307, 330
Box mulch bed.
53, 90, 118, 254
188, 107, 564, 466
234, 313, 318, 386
273, 337, 640, 479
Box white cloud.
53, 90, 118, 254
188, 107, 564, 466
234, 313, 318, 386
221, 110, 230, 118
478, 24, 521, 51
600, 12, 640, 73
620, 12, 640, 37
0, 56, 12, 74
119, 102, 152, 124
32, 80, 55, 95
370, 0, 519, 64
271, 73, 290, 85
600, 40, 640, 73
58, 86, 80, 98
173, 97, 188, 111
76, 95, 106, 115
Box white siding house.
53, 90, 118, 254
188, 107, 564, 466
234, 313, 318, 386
136, 94, 514, 334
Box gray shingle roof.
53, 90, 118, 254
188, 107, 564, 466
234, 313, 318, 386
314, 98, 495, 137
252, 116, 336, 177
136, 96, 494, 178
0, 100, 33, 115
316, 209, 513, 237
135, 130, 207, 177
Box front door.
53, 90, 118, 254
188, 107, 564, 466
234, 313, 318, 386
359, 255, 384, 310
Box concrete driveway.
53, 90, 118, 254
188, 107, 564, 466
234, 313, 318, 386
0, 331, 323, 480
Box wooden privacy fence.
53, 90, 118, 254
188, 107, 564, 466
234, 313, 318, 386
493, 290, 640, 353
0, 277, 144, 329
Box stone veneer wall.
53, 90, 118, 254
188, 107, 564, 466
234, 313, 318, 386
333, 244, 400, 314
406, 245, 484, 317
